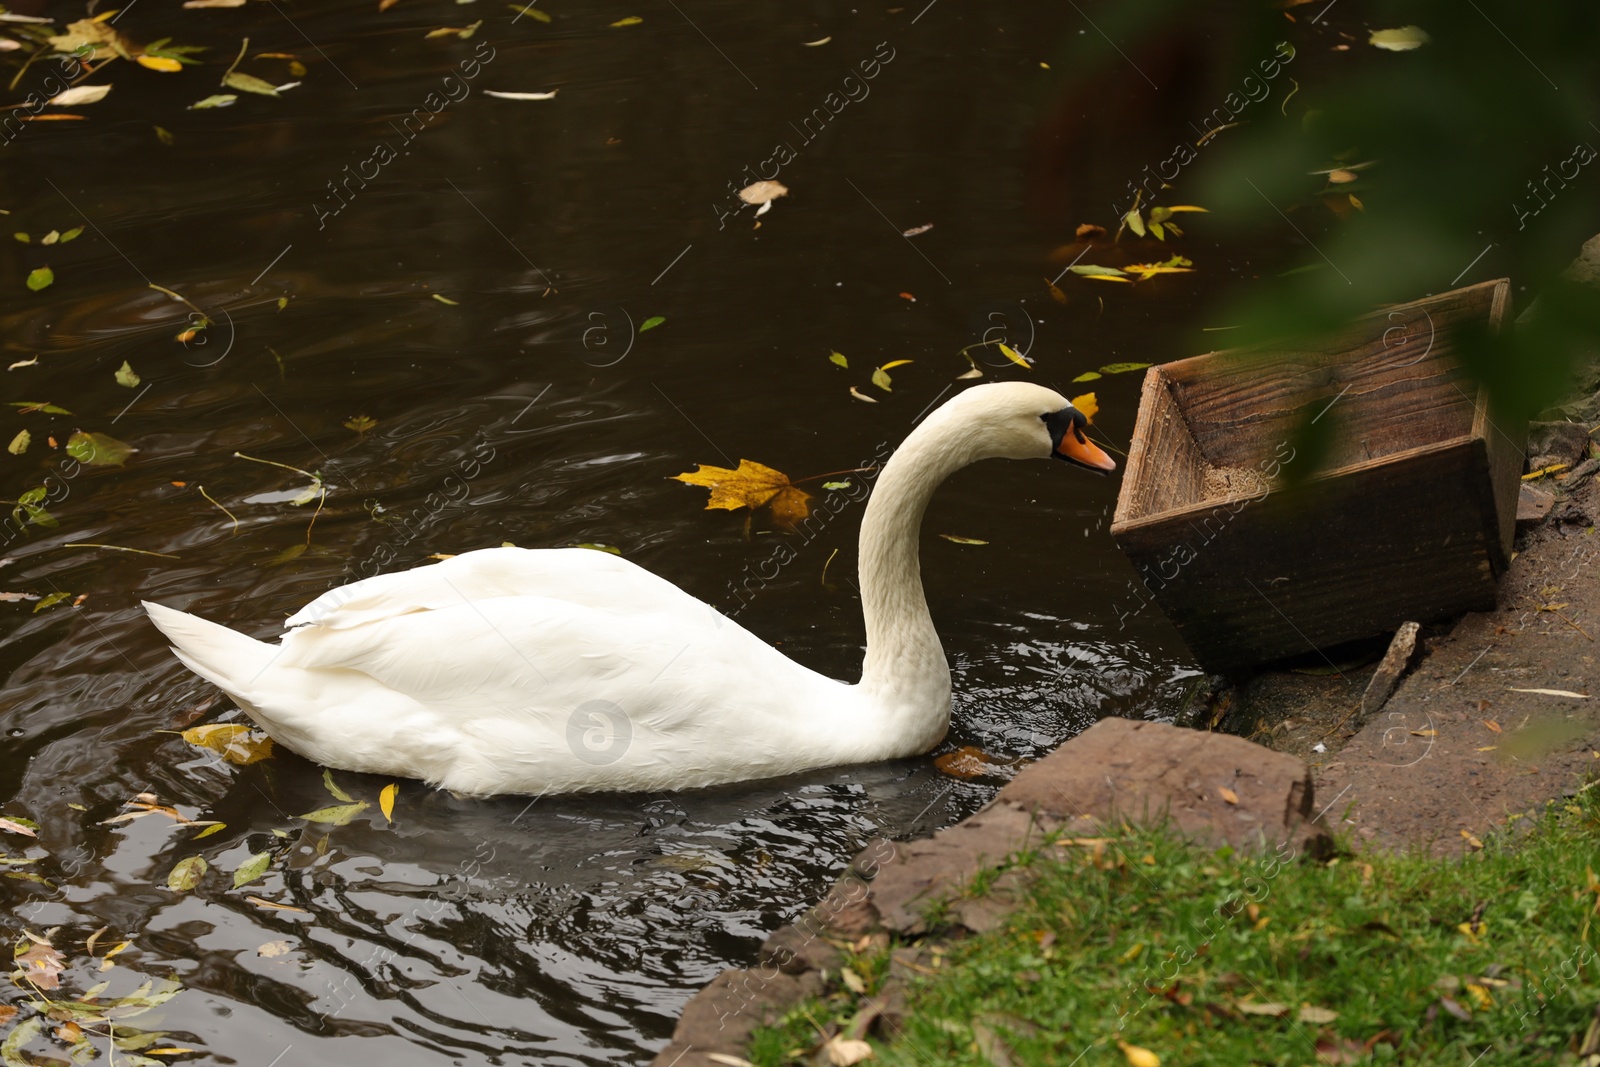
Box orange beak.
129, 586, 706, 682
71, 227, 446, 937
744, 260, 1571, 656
1056, 429, 1117, 472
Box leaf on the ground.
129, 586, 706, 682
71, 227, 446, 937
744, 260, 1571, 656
1460, 829, 1484, 851
484, 89, 558, 100
829, 351, 848, 368
1369, 25, 1430, 51
737, 180, 788, 206
15, 938, 66, 990
223, 71, 279, 96
823, 1037, 873, 1066
190, 94, 238, 109
299, 802, 368, 826
0, 817, 39, 838
166, 856, 207, 892
934, 745, 1012, 780
640, 316, 666, 331
379, 783, 397, 822
1235, 1000, 1290, 1016
26, 267, 54, 292
939, 534, 988, 545
322, 768, 353, 802
1117, 1041, 1160, 1067
115, 361, 140, 388
1314, 1035, 1372, 1065
1070, 393, 1098, 421
610, 16, 643, 26
1410, 728, 1438, 737
1297, 1005, 1338, 1024
232, 851, 272, 889
1219, 786, 1239, 805
971, 1020, 1018, 1067
7, 430, 29, 455
673, 459, 813, 522
1508, 687, 1588, 698
1100, 362, 1151, 374
67, 431, 137, 467
181, 723, 274, 765
1070, 264, 1131, 282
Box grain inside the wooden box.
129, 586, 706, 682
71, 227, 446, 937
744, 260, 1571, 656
1201, 463, 1276, 500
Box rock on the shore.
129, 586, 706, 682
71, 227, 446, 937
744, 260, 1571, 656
649, 718, 1330, 1066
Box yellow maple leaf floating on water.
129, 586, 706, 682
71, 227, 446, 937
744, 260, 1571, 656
672, 459, 813, 525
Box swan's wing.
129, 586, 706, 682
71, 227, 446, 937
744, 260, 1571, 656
284, 546, 697, 631
266, 588, 841, 787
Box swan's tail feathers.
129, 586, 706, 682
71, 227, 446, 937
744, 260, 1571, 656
142, 601, 279, 694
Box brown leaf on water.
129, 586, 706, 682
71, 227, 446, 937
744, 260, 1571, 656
1075, 223, 1106, 239
1044, 277, 1067, 304
934, 745, 1014, 780
15, 936, 67, 990
672, 460, 812, 524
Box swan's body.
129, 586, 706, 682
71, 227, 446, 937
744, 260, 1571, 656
144, 382, 1114, 795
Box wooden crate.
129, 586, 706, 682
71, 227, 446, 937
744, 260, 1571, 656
1109, 279, 1522, 675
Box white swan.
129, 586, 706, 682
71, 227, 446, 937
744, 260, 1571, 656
144, 382, 1115, 795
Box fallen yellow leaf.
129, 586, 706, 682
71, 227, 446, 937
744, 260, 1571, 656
672, 459, 813, 525
1070, 393, 1098, 421
136, 55, 184, 72
1219, 786, 1239, 805
997, 344, 1030, 369
379, 783, 398, 822
1118, 1040, 1160, 1067
180, 723, 275, 765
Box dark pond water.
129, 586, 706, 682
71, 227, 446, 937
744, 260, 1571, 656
0, 1, 1336, 1062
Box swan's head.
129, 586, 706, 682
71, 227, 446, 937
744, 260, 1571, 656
941, 381, 1117, 472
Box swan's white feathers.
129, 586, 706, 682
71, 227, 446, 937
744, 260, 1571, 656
144, 382, 1096, 795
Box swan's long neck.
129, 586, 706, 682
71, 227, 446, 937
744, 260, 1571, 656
856, 408, 981, 752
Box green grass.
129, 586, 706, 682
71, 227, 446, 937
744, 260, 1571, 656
751, 787, 1600, 1066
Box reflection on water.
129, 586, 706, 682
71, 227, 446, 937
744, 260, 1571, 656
0, 0, 1280, 1061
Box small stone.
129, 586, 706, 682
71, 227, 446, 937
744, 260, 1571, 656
1517, 483, 1556, 523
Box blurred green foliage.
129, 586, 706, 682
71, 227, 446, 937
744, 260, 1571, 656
1061, 1, 1600, 429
